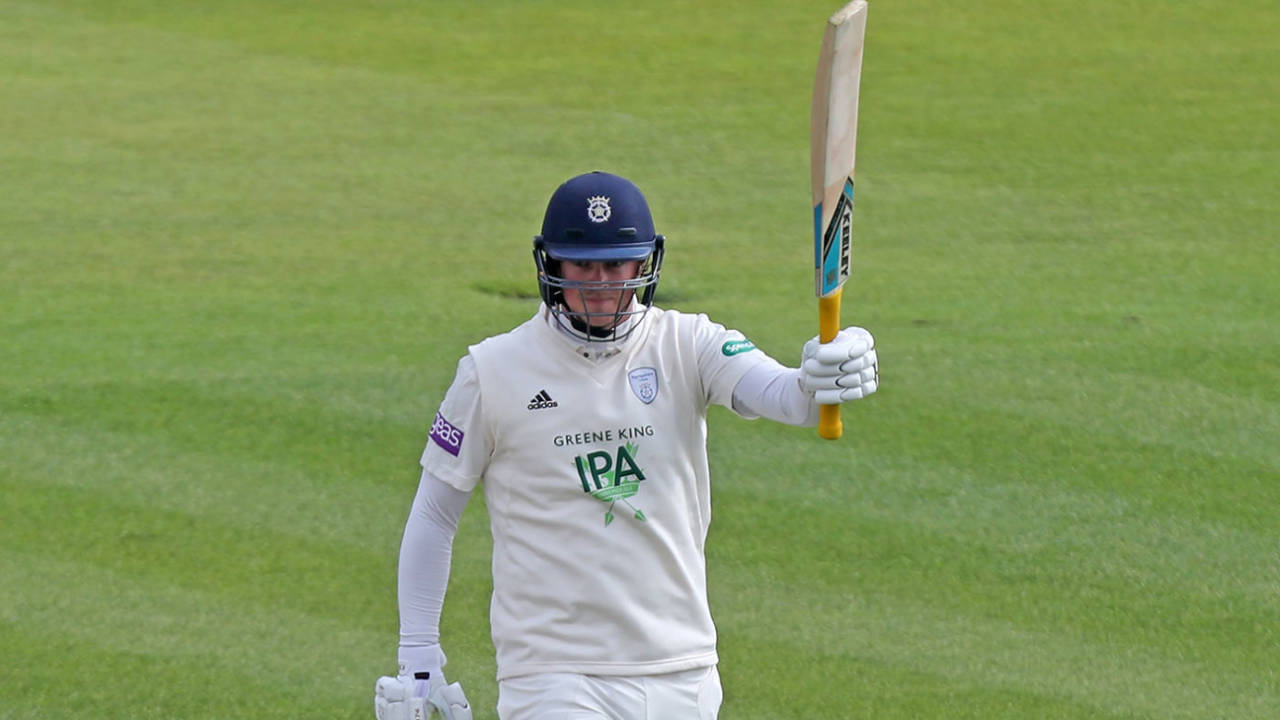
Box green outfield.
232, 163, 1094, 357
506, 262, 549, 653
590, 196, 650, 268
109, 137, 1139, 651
2, 1, 1276, 718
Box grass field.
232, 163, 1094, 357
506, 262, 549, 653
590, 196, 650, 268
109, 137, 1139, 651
2, 1, 1277, 718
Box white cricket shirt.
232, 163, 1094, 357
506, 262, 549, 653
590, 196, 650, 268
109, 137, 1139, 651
421, 304, 771, 680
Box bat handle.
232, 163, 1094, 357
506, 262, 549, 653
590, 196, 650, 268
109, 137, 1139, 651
817, 290, 843, 440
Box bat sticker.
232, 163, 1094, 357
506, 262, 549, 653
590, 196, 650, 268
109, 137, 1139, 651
817, 178, 854, 296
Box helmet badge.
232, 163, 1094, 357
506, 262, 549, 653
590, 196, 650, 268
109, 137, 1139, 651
586, 195, 612, 223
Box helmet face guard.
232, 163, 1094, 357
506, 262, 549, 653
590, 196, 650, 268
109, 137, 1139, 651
532, 172, 665, 341
534, 239, 664, 341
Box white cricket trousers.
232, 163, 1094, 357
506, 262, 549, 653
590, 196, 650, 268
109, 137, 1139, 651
497, 666, 722, 720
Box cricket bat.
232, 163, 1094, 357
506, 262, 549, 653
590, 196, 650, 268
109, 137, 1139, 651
811, 0, 868, 440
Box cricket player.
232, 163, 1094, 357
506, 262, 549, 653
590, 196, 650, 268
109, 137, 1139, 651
375, 172, 878, 720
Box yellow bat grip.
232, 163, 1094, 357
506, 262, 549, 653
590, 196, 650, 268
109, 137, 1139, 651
817, 289, 843, 439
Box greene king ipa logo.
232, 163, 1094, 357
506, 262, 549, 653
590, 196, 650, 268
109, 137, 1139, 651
573, 442, 647, 526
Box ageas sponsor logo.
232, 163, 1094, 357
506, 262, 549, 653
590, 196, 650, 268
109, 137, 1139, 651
721, 338, 756, 356
429, 411, 464, 456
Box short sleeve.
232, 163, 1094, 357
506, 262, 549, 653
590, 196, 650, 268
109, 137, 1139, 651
420, 354, 490, 492
693, 314, 775, 412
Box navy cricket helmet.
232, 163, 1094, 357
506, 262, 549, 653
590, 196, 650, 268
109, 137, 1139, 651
533, 171, 665, 340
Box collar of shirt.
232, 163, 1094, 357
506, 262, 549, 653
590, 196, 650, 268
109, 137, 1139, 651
541, 303, 640, 361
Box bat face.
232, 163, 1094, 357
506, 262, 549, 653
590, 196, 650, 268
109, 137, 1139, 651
811, 0, 867, 299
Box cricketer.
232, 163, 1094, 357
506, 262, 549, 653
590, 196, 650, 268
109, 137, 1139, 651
374, 172, 878, 720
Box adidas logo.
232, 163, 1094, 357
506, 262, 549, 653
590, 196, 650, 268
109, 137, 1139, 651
527, 390, 559, 410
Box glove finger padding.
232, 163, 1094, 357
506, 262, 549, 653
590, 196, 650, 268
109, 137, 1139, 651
376, 671, 437, 717
429, 682, 473, 720
375, 676, 429, 720
800, 325, 879, 404
813, 336, 873, 365
376, 676, 409, 702
814, 372, 878, 404
838, 349, 876, 374
800, 349, 876, 381
801, 324, 878, 405
801, 362, 878, 393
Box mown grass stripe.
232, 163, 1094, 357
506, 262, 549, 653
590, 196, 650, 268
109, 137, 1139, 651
0, 478, 394, 629
710, 571, 1277, 720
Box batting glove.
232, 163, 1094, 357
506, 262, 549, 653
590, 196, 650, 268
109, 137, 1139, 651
400, 645, 446, 705
800, 326, 879, 404
375, 645, 472, 720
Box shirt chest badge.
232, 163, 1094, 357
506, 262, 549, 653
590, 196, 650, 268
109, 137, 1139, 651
628, 367, 659, 404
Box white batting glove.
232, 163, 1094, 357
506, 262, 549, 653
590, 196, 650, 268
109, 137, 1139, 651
427, 682, 473, 720
375, 676, 473, 720
399, 645, 447, 705
375, 645, 472, 720
374, 675, 427, 720
800, 326, 879, 405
